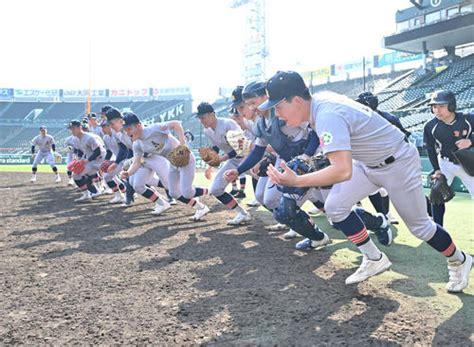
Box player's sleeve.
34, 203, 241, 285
115, 142, 128, 164
315, 112, 351, 154
255, 137, 268, 147
226, 118, 241, 131
423, 122, 440, 171
132, 141, 144, 158
237, 145, 266, 175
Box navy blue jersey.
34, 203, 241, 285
423, 112, 474, 170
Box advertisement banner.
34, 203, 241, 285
109, 88, 149, 98
302, 66, 331, 81
0, 88, 13, 100
62, 89, 107, 98
377, 52, 423, 67
334, 58, 374, 76
152, 87, 191, 96
14, 89, 60, 99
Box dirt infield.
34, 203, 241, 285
0, 172, 472, 345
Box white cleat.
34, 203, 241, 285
246, 198, 260, 207
74, 191, 92, 202
345, 253, 392, 285
227, 211, 252, 226
30, 175, 37, 183
68, 178, 74, 186
109, 192, 123, 204
90, 191, 102, 199
386, 212, 399, 225
55, 175, 61, 183
283, 229, 301, 239
168, 198, 177, 205
191, 205, 210, 221
265, 223, 288, 231
151, 200, 171, 215
446, 253, 472, 293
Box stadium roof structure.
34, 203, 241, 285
383, 0, 474, 54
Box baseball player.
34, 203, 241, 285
30, 126, 61, 183
263, 71, 471, 292
68, 120, 106, 202
423, 90, 474, 226
196, 102, 251, 225
120, 113, 209, 220
100, 120, 127, 203
64, 134, 77, 186
355, 91, 412, 225
224, 81, 325, 241
104, 108, 168, 212
87, 112, 104, 138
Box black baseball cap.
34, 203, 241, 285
231, 86, 244, 108
258, 71, 309, 111
101, 105, 113, 114
87, 112, 98, 119
68, 120, 82, 128
242, 81, 266, 100
39, 125, 46, 130
428, 90, 455, 105
105, 107, 123, 123
123, 112, 141, 128
196, 102, 214, 117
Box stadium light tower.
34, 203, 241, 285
230, 0, 268, 83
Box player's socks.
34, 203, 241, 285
74, 177, 88, 190
381, 196, 390, 215
427, 225, 464, 262
369, 193, 385, 215
142, 187, 159, 202
252, 177, 258, 192
67, 170, 72, 178
333, 211, 382, 260
312, 200, 325, 210
32, 167, 38, 174
215, 192, 239, 209
52, 166, 58, 173
431, 203, 445, 226
194, 187, 208, 197
178, 196, 197, 206
107, 180, 118, 191
239, 177, 246, 191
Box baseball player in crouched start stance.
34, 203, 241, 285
67, 120, 106, 202
196, 102, 251, 225
263, 71, 472, 292
120, 113, 210, 221
30, 126, 61, 183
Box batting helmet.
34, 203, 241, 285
356, 91, 379, 111
428, 90, 456, 112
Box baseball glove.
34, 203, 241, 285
122, 158, 134, 171
199, 147, 220, 167
430, 174, 455, 205
100, 160, 114, 174
258, 152, 276, 177
67, 159, 86, 175
226, 130, 252, 157
54, 152, 62, 164
169, 144, 191, 167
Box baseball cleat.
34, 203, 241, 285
246, 198, 260, 207
30, 175, 37, 183
233, 190, 246, 199
227, 211, 252, 225
55, 175, 61, 183
386, 212, 399, 225
151, 200, 171, 215
229, 189, 239, 196
265, 223, 288, 231
109, 192, 123, 204
295, 233, 331, 250
374, 213, 392, 246
283, 229, 301, 239
74, 191, 92, 202
345, 253, 392, 285
168, 197, 177, 205
90, 191, 102, 199
308, 208, 324, 217
191, 205, 210, 221
446, 253, 472, 293
67, 178, 74, 186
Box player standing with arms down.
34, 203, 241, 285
263, 71, 472, 292
423, 90, 474, 225
30, 126, 61, 183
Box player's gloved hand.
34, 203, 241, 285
205, 167, 213, 180
296, 153, 310, 161
431, 170, 442, 179
224, 169, 239, 183
107, 163, 117, 174
455, 139, 472, 150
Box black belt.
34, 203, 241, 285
367, 156, 395, 169
441, 156, 458, 164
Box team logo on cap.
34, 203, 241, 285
320, 132, 333, 146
